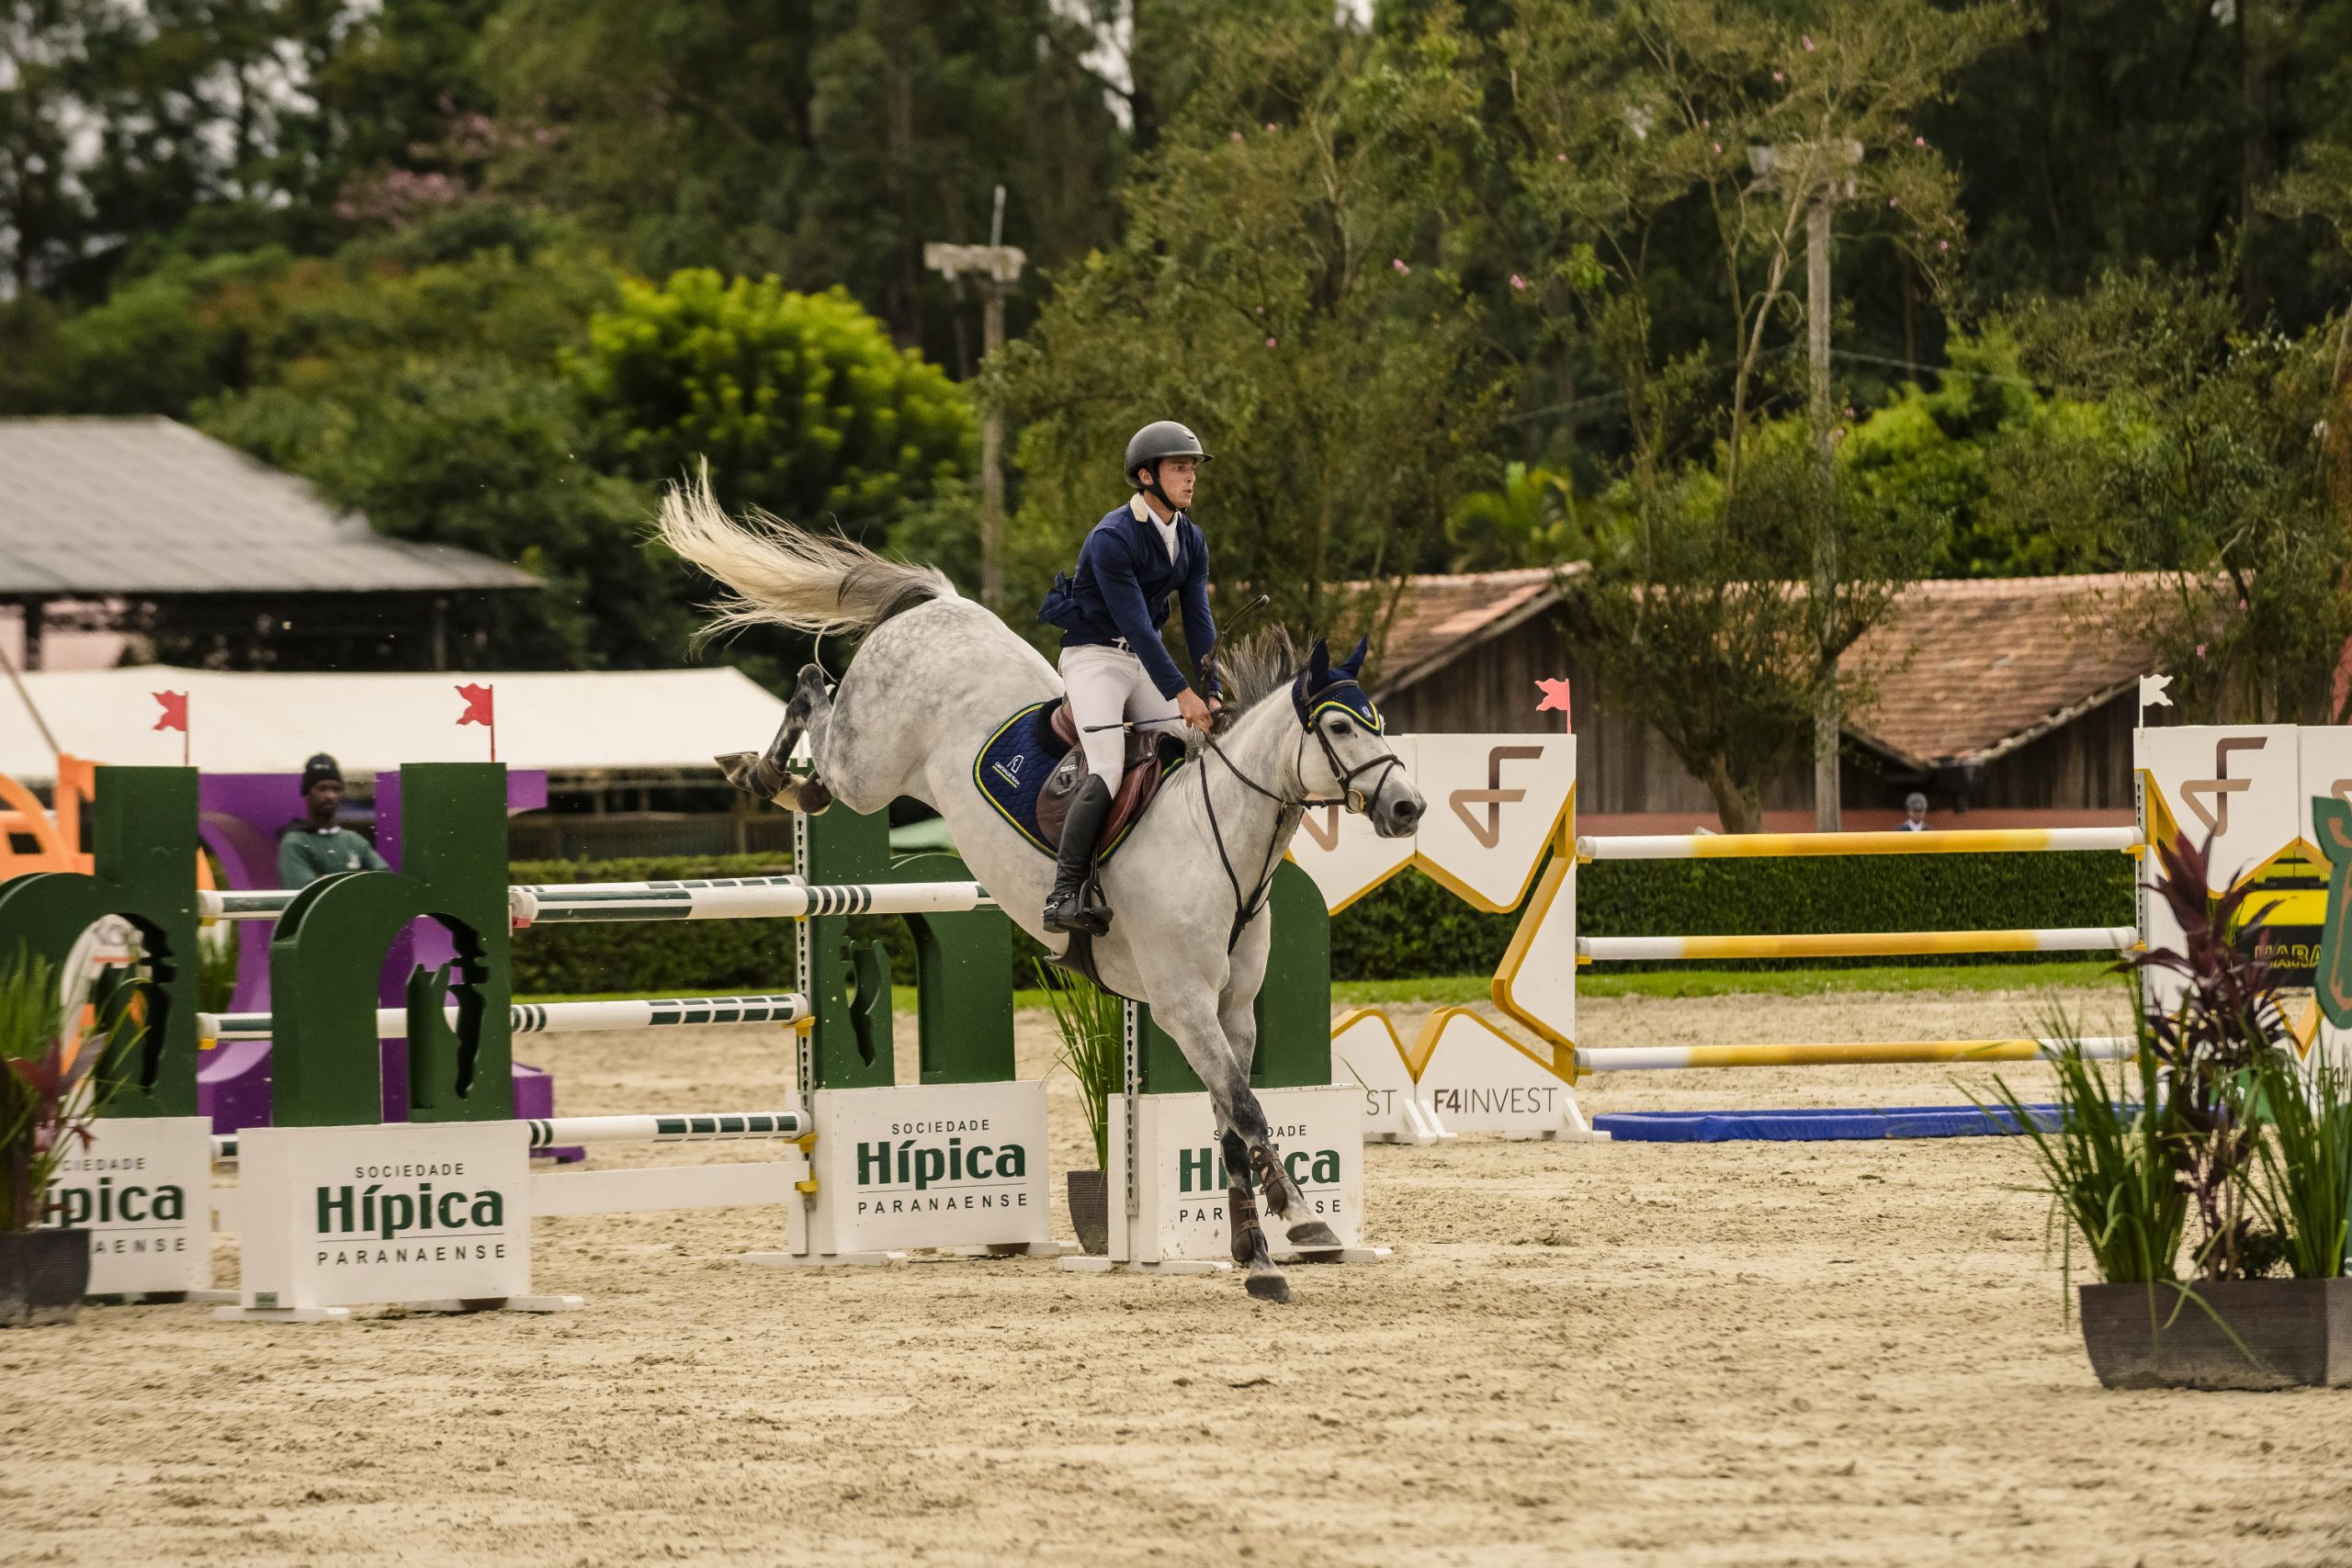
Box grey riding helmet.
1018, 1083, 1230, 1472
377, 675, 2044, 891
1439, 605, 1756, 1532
1124, 421, 1212, 491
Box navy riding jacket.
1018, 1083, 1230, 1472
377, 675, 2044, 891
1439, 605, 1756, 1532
1037, 496, 1219, 700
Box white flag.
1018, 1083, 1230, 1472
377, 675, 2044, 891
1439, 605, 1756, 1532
2139, 673, 2174, 711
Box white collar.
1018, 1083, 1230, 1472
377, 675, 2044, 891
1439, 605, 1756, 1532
1129, 492, 1182, 528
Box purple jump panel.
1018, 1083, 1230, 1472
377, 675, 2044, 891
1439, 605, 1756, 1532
194, 767, 566, 1151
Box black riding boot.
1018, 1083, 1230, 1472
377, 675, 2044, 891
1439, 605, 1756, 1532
1043, 774, 1114, 936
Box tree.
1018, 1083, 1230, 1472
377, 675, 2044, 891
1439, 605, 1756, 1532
1990, 267, 2352, 724
567, 269, 976, 540
0, 0, 85, 296
1838, 331, 2106, 578
1926, 0, 2352, 332
1505, 0, 2008, 830
1444, 463, 1583, 571
1002, 3, 1501, 648
482, 0, 1126, 362
183, 231, 694, 670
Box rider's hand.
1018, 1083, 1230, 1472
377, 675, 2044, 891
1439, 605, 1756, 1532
1177, 687, 1216, 733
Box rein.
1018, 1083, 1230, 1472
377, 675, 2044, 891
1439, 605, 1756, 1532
1197, 712, 1405, 953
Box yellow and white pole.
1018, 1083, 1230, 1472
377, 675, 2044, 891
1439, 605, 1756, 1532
1572, 1036, 2133, 1073
1577, 925, 2138, 962
1577, 826, 2143, 861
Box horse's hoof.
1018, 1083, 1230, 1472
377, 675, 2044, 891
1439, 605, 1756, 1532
1284, 1221, 1342, 1252
714, 751, 766, 795
1245, 1271, 1294, 1303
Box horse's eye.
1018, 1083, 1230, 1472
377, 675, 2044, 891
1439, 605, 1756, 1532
1330, 717, 1354, 736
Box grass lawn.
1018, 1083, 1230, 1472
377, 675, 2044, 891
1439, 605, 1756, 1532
520, 958, 2127, 1010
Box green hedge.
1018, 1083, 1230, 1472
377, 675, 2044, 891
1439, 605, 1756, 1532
510, 854, 799, 995
1329, 850, 2137, 980
509, 852, 1047, 997
507, 847, 2140, 996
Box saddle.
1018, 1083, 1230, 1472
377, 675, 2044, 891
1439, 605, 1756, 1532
1034, 700, 1182, 853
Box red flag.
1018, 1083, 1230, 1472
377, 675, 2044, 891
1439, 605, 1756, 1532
153, 690, 190, 764
455, 683, 494, 728
456, 682, 496, 763
1534, 677, 1572, 728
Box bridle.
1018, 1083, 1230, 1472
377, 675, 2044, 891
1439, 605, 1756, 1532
1199, 678, 1403, 953
1296, 694, 1406, 813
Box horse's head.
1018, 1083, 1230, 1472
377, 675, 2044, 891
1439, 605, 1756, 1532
1293, 637, 1424, 839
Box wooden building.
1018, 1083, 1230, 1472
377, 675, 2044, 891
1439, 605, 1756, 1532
1368, 569, 2156, 832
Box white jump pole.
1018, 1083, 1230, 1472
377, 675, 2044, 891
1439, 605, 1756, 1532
199, 878, 998, 925
198, 992, 810, 1042
212, 1108, 815, 1161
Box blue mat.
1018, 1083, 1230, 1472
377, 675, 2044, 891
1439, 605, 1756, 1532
970, 699, 1183, 860
1592, 1103, 2065, 1143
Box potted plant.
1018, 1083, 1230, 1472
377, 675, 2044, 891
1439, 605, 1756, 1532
2, 948, 138, 1327
1989, 836, 2352, 1388
1036, 962, 1121, 1256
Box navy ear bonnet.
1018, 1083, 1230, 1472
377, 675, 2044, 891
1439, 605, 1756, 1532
1292, 636, 1384, 731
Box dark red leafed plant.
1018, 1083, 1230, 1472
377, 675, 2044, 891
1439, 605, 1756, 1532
0, 950, 138, 1233
2116, 834, 2290, 1280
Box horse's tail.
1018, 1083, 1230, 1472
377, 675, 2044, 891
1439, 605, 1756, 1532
656, 465, 956, 643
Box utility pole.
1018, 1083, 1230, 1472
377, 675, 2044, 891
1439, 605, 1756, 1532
924, 186, 1025, 615
1751, 141, 1860, 832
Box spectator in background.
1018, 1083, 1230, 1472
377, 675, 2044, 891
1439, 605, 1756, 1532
278, 753, 389, 886
1899, 792, 1930, 832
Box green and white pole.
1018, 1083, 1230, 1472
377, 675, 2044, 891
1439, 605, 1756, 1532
199, 992, 810, 1042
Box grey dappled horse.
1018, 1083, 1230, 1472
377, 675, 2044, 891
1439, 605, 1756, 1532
658, 476, 1426, 1303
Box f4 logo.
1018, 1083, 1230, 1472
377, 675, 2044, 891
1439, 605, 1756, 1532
2181, 737, 2267, 836
1450, 747, 1544, 850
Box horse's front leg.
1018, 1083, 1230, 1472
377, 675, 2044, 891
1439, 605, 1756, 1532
1142, 987, 1293, 1303
1218, 986, 1341, 1255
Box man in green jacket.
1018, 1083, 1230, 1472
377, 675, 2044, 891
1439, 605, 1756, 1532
277, 753, 390, 886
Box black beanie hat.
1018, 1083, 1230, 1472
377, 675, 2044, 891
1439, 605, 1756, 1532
301, 753, 343, 795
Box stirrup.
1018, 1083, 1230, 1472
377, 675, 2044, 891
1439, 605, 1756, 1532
1044, 877, 1110, 937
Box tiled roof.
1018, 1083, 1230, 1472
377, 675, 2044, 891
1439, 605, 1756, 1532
1372, 566, 1570, 693
0, 417, 539, 595
1374, 565, 2158, 764
1843, 573, 2155, 766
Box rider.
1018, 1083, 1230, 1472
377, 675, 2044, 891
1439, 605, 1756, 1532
1035, 420, 1222, 934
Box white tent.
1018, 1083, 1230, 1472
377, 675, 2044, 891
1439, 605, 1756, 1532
0, 666, 787, 784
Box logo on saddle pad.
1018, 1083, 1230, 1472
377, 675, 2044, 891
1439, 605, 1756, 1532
991, 753, 1025, 789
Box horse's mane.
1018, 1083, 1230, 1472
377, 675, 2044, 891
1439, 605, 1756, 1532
1215, 627, 1300, 713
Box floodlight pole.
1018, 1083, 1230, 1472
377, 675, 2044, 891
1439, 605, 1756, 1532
925, 186, 1025, 615
1752, 141, 1861, 832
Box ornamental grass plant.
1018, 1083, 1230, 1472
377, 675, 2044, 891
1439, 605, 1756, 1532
1035, 961, 1122, 1170
2249, 1045, 2352, 1280
1986, 1029, 2187, 1284
1989, 833, 2352, 1292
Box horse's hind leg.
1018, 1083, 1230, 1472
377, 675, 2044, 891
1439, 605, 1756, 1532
716, 664, 836, 814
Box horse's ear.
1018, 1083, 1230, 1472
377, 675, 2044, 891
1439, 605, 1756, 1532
1338, 636, 1368, 680
1306, 637, 1331, 687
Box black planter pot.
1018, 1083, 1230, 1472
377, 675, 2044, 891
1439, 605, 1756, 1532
0, 1229, 91, 1327
2079, 1277, 2352, 1390
1066, 1169, 1109, 1257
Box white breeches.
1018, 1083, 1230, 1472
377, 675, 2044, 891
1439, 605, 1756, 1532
1059, 644, 1182, 792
